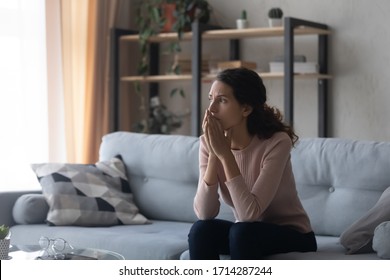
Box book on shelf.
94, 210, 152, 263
217, 60, 257, 70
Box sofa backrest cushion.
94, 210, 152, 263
292, 138, 390, 236
99, 132, 235, 223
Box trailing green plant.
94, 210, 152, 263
268, 7, 283, 19
135, 0, 163, 76
136, 0, 212, 77
0, 225, 9, 239
134, 0, 211, 134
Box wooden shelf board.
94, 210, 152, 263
121, 73, 332, 83
120, 26, 330, 43
121, 74, 193, 82
260, 72, 332, 79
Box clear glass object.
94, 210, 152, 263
37, 236, 74, 260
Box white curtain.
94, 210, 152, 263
0, 0, 64, 191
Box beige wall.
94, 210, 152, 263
132, 0, 390, 141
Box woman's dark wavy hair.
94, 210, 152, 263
216, 67, 298, 145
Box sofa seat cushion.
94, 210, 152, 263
10, 221, 192, 259
180, 235, 379, 260
267, 236, 380, 260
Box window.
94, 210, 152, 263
0, 0, 50, 191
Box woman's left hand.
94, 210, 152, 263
207, 116, 232, 159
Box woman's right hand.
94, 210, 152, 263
202, 109, 214, 155
202, 110, 219, 186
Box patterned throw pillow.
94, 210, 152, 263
31, 156, 149, 226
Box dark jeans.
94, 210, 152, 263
188, 219, 317, 260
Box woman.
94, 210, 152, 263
188, 67, 317, 260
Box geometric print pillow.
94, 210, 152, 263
31, 155, 150, 226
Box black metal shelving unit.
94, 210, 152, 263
110, 17, 330, 137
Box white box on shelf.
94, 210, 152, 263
269, 62, 318, 74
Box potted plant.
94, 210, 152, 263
0, 224, 11, 260
268, 7, 283, 27
136, 0, 212, 76
236, 9, 249, 29
133, 96, 189, 134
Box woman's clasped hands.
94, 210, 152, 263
202, 109, 232, 159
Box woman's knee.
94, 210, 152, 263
230, 222, 254, 239
189, 219, 233, 241
189, 220, 218, 240
190, 219, 216, 231
229, 222, 260, 259
189, 219, 231, 259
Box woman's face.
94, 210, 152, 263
208, 80, 249, 130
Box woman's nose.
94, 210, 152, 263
209, 100, 217, 113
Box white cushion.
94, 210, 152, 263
372, 221, 390, 259
339, 187, 390, 254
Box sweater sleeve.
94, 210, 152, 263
193, 135, 221, 219
225, 134, 292, 222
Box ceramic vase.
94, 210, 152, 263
268, 18, 282, 27
236, 19, 249, 29
0, 239, 10, 260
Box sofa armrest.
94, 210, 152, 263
0, 190, 41, 226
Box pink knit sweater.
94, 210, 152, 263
194, 132, 312, 233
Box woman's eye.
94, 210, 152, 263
208, 96, 227, 103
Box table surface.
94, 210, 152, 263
9, 245, 125, 260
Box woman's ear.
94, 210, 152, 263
242, 105, 253, 117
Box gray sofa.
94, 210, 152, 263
1, 132, 389, 260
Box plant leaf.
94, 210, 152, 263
151, 7, 160, 23
134, 82, 141, 95
170, 88, 178, 97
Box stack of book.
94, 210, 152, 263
217, 60, 257, 71
172, 57, 209, 74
